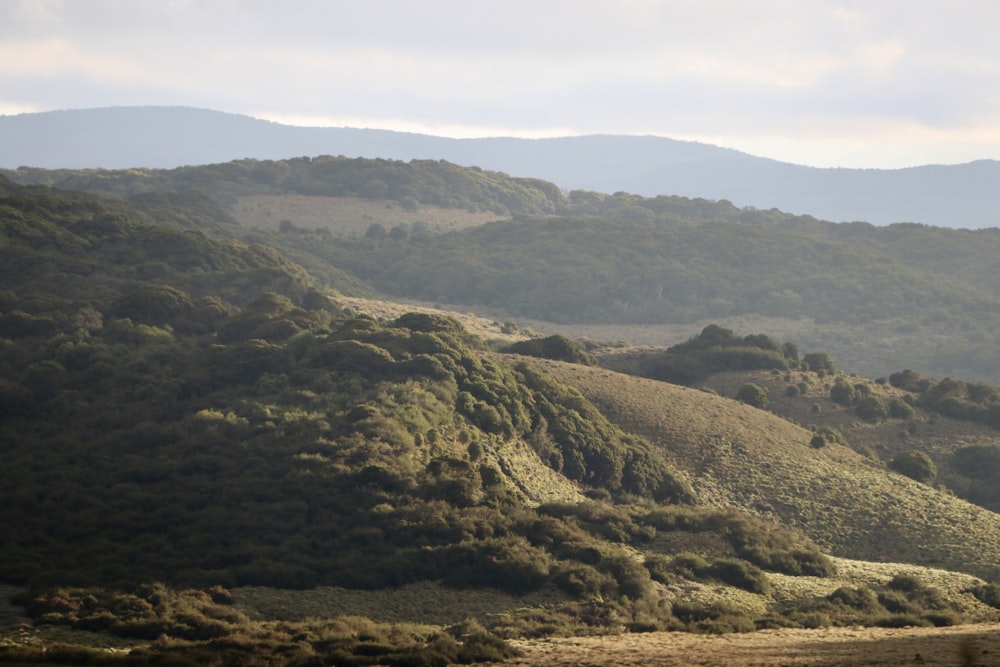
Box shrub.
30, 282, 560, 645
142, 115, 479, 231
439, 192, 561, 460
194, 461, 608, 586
829, 379, 857, 406
952, 444, 1000, 481
874, 614, 930, 628
922, 611, 960, 627
855, 396, 889, 422
971, 582, 1000, 609
502, 335, 596, 365
803, 352, 836, 374
707, 558, 771, 595
887, 574, 923, 592
828, 586, 880, 612
888, 397, 916, 420
889, 369, 925, 392
669, 553, 710, 580
736, 383, 768, 409
889, 451, 937, 484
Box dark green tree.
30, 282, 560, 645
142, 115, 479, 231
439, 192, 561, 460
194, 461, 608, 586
803, 352, 836, 374
855, 396, 889, 422
736, 383, 768, 410
890, 450, 937, 484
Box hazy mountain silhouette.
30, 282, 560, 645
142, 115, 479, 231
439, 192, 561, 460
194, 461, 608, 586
3, 106, 998, 228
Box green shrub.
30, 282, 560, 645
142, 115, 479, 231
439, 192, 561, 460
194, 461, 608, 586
736, 383, 768, 409
887, 573, 923, 592
873, 614, 930, 628
803, 352, 836, 374
669, 552, 711, 580
922, 611, 960, 627
971, 582, 1000, 609
829, 379, 857, 406
888, 397, 916, 420
502, 335, 596, 365
827, 586, 880, 612
889, 451, 937, 484
707, 558, 770, 595
855, 396, 889, 422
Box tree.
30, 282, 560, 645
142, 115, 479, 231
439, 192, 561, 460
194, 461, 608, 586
887, 398, 915, 420
855, 396, 888, 422
107, 284, 193, 326
830, 379, 856, 406
888, 369, 926, 392
736, 383, 768, 410
803, 352, 836, 374
890, 450, 936, 484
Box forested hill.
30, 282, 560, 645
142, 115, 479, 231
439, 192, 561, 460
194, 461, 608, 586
3, 106, 1000, 228
7, 159, 1000, 382
318, 216, 999, 325
8, 170, 1000, 664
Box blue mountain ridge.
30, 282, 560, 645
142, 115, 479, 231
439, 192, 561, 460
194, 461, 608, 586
2, 106, 998, 228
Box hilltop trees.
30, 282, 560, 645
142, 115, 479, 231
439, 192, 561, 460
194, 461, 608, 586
502, 334, 597, 365
633, 325, 798, 385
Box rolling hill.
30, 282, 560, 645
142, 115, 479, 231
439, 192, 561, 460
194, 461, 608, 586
6, 157, 1000, 385
537, 358, 1000, 580
4, 159, 1000, 664
2, 106, 1000, 228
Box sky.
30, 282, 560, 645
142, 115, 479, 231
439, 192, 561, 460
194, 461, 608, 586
3, 0, 1000, 169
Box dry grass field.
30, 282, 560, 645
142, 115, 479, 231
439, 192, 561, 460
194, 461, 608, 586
494, 623, 1000, 666
530, 359, 1000, 580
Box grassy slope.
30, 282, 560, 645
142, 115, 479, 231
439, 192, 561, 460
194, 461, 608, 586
532, 359, 1000, 580
699, 368, 1000, 471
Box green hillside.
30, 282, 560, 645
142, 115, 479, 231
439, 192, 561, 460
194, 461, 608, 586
7, 159, 1000, 384
4, 175, 1000, 665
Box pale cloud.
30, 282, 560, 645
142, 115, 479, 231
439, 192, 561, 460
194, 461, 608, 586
256, 112, 581, 139
0, 102, 40, 116
3, 0, 1000, 167
0, 38, 144, 82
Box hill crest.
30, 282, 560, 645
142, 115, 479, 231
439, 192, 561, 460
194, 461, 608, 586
3, 106, 1000, 228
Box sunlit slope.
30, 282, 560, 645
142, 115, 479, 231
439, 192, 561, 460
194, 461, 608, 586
535, 360, 1000, 579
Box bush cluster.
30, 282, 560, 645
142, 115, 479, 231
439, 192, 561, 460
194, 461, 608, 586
8, 586, 520, 666
780, 575, 963, 629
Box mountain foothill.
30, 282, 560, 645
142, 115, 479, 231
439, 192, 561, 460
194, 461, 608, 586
2, 124, 1000, 665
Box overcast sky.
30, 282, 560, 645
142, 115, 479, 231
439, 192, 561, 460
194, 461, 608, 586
3, 0, 1000, 168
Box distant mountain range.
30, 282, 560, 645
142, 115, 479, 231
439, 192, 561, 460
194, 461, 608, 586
2, 105, 998, 228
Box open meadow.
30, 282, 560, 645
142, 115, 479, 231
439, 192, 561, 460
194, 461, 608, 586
495, 623, 1000, 667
